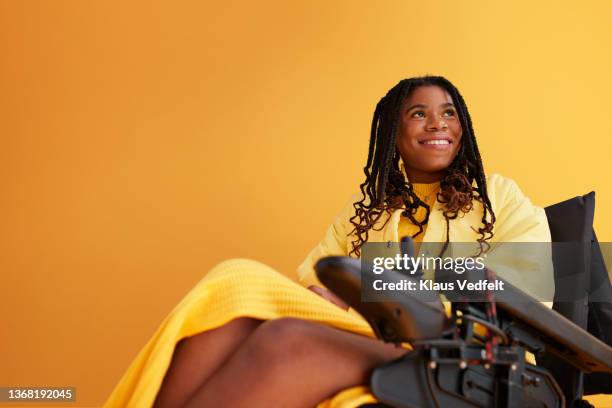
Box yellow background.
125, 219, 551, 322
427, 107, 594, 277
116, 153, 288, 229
1, 1, 611, 406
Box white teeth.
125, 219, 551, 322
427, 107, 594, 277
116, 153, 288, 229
423, 140, 450, 145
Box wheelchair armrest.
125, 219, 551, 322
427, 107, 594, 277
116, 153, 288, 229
316, 256, 612, 374
444, 266, 612, 373
496, 284, 612, 373
315, 256, 451, 342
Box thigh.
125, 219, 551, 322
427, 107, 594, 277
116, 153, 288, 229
154, 317, 261, 408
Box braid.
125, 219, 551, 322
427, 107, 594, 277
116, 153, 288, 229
439, 80, 496, 254
349, 76, 496, 257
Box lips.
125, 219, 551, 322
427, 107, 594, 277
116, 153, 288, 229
417, 135, 453, 150
418, 137, 452, 145
421, 139, 450, 145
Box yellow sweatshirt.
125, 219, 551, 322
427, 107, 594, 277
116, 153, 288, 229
297, 173, 554, 302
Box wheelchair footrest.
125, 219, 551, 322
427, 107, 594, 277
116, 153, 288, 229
370, 348, 564, 408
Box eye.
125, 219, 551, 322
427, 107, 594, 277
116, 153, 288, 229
411, 111, 425, 118
442, 109, 456, 117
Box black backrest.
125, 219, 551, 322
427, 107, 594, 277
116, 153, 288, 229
546, 192, 595, 327
585, 231, 612, 395
542, 192, 612, 399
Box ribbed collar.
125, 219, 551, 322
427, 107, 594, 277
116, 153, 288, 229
412, 182, 441, 200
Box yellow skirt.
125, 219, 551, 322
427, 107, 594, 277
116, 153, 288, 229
104, 259, 381, 407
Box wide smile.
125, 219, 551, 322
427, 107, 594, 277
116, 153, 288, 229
418, 137, 453, 150
419, 139, 451, 145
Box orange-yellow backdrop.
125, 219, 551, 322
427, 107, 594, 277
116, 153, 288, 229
2, 1, 611, 407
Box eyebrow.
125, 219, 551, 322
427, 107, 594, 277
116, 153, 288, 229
406, 102, 455, 111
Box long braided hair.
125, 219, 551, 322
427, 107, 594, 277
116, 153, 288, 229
349, 76, 495, 257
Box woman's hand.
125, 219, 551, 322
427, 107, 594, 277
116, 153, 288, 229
308, 285, 349, 311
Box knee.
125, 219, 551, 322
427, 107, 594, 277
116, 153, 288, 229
244, 318, 323, 364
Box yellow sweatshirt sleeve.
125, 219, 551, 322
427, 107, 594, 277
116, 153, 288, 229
296, 194, 359, 288
486, 174, 555, 307
489, 174, 552, 243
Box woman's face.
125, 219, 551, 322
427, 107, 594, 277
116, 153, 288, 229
396, 85, 462, 183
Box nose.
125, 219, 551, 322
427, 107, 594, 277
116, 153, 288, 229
426, 115, 448, 131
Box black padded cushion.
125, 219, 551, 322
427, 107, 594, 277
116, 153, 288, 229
543, 192, 612, 395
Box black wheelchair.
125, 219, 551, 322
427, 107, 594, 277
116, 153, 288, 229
315, 192, 612, 408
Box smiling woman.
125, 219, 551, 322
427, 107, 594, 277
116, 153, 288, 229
105, 76, 553, 408
346, 77, 496, 262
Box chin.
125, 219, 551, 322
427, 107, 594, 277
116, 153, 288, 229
422, 163, 452, 173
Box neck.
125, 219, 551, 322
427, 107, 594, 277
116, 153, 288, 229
404, 166, 444, 184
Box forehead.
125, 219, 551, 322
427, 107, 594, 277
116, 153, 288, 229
405, 85, 453, 106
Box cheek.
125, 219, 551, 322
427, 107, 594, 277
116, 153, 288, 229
450, 139, 463, 160
451, 122, 462, 137
451, 123, 462, 150
398, 122, 419, 145
397, 134, 417, 158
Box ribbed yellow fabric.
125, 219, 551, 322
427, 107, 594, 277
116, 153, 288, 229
104, 259, 381, 408
316, 386, 377, 407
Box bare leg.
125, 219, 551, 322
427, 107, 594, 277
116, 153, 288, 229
154, 317, 261, 408
185, 318, 407, 408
